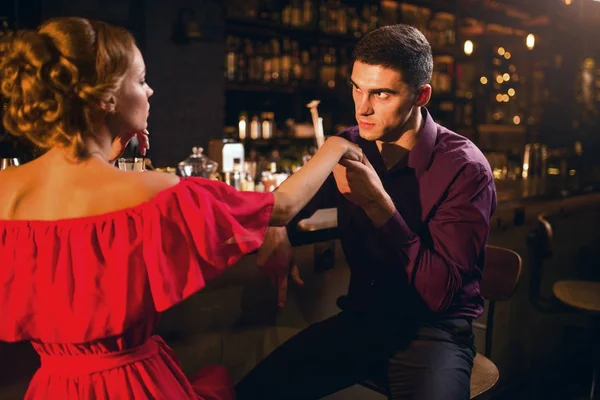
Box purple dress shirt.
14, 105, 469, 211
289, 108, 497, 320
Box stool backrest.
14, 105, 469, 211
536, 214, 553, 258
481, 245, 522, 301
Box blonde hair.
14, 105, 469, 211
0, 17, 136, 158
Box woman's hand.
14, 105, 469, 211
323, 136, 363, 162
256, 227, 304, 307
108, 129, 150, 163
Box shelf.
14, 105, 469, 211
225, 17, 318, 39
225, 81, 299, 93
225, 17, 362, 47
225, 81, 353, 99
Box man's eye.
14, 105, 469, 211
375, 92, 389, 99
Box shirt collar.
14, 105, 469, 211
407, 107, 437, 172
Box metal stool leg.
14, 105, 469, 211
591, 318, 599, 400
590, 365, 596, 400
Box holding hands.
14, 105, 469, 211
325, 136, 364, 164
333, 153, 396, 228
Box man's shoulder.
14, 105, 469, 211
336, 125, 360, 143
433, 123, 492, 178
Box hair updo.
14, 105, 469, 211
0, 17, 136, 158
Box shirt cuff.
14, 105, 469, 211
377, 210, 416, 244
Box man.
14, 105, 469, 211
237, 24, 497, 400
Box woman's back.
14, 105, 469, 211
0, 149, 178, 222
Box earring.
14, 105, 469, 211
104, 103, 115, 113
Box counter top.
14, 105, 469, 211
295, 191, 600, 234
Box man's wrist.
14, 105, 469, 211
363, 194, 396, 228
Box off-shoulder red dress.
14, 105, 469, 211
0, 177, 274, 399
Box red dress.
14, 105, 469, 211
0, 177, 274, 399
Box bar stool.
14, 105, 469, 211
359, 245, 522, 399
553, 280, 600, 399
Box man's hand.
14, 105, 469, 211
256, 227, 304, 307
108, 129, 150, 163
333, 156, 396, 227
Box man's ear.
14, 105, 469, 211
100, 96, 117, 113
415, 85, 432, 107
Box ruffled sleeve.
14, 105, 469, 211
142, 178, 274, 312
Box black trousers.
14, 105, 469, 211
235, 310, 475, 400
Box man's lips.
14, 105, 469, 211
358, 120, 376, 129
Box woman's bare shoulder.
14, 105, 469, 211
124, 170, 182, 200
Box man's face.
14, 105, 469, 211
350, 61, 418, 143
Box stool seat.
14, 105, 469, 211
360, 353, 499, 399
470, 353, 499, 398
553, 280, 600, 313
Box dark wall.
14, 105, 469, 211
143, 0, 225, 168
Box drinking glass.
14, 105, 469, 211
0, 158, 20, 171
117, 157, 145, 172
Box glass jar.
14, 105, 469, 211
178, 147, 219, 179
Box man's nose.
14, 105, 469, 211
356, 95, 373, 115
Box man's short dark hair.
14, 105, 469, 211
352, 24, 433, 90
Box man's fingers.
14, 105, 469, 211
361, 153, 374, 168
341, 156, 375, 171
340, 160, 369, 176
339, 158, 362, 168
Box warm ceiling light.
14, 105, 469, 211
464, 40, 474, 55
526, 34, 535, 50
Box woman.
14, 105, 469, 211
0, 17, 361, 399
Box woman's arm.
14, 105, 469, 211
269, 136, 362, 226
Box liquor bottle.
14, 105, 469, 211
291, 0, 302, 27
281, 38, 292, 84
262, 41, 272, 84
225, 35, 237, 81
291, 41, 303, 83
270, 39, 281, 83
253, 42, 264, 83
250, 115, 261, 139
303, 0, 315, 28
